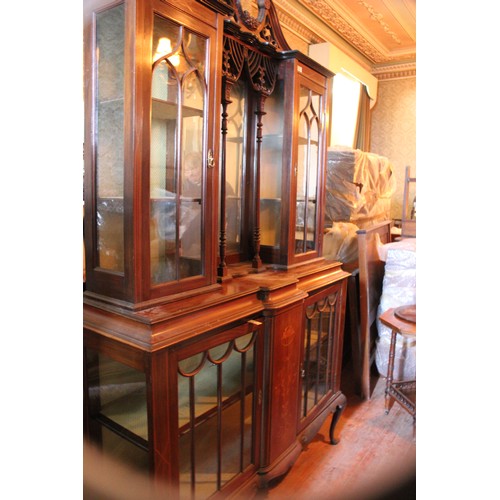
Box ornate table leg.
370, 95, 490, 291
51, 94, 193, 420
385, 328, 398, 414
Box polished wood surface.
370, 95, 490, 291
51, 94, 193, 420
257, 362, 416, 500
379, 307, 416, 419
355, 220, 392, 400
84, 262, 350, 494
380, 307, 416, 336
83, 0, 349, 495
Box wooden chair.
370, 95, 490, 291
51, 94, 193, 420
401, 166, 416, 238
350, 220, 392, 400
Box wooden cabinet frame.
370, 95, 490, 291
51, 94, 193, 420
83, 0, 350, 497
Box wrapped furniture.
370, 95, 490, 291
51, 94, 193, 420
323, 147, 396, 264
376, 238, 417, 380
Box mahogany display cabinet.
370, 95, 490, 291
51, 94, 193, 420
83, 0, 349, 497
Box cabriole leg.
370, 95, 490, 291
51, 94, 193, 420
329, 401, 346, 445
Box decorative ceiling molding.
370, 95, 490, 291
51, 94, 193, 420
275, 8, 325, 46
294, 0, 389, 63
274, 0, 416, 77
358, 0, 401, 44
274, 0, 374, 71
372, 62, 416, 80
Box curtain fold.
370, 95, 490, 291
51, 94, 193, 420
354, 85, 371, 151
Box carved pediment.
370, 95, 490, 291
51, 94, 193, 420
197, 0, 291, 52
228, 0, 291, 51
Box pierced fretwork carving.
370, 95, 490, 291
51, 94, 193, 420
223, 36, 278, 95
223, 36, 245, 82
220, 40, 277, 272
247, 50, 277, 95
217, 0, 295, 273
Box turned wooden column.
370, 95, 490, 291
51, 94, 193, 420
218, 77, 233, 280
251, 93, 267, 272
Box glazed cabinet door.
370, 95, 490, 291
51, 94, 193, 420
83, 0, 221, 306
299, 282, 345, 430
290, 63, 330, 266
259, 58, 331, 269
294, 73, 324, 258
149, 2, 219, 295
168, 318, 264, 499
85, 317, 264, 499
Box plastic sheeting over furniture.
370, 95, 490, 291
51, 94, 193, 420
323, 147, 396, 264
325, 147, 396, 228
323, 221, 359, 264
375, 238, 416, 380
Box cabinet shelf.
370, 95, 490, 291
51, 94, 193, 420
152, 98, 203, 120
298, 137, 319, 146
96, 412, 149, 452
98, 384, 148, 444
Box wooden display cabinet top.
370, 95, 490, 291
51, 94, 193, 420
84, 259, 349, 351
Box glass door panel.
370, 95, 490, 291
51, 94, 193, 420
225, 80, 247, 256
301, 293, 338, 418
85, 349, 149, 471
260, 80, 284, 248
95, 3, 125, 272
295, 86, 321, 254
150, 14, 207, 284
177, 330, 258, 499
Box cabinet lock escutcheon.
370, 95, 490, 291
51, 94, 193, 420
207, 149, 215, 168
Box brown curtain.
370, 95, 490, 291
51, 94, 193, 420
354, 85, 371, 151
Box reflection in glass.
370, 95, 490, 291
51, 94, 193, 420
225, 80, 247, 255
150, 14, 207, 284
95, 3, 125, 271
178, 332, 257, 498
260, 80, 284, 247
183, 29, 206, 75
86, 349, 149, 471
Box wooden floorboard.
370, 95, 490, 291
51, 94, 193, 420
257, 361, 416, 500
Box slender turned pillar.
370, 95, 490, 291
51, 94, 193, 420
252, 93, 266, 272
218, 78, 232, 281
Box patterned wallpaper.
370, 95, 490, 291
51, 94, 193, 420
370, 77, 416, 220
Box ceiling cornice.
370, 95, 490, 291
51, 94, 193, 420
274, 0, 416, 80
372, 62, 416, 80
274, 5, 325, 46
295, 0, 389, 63
274, 0, 374, 69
